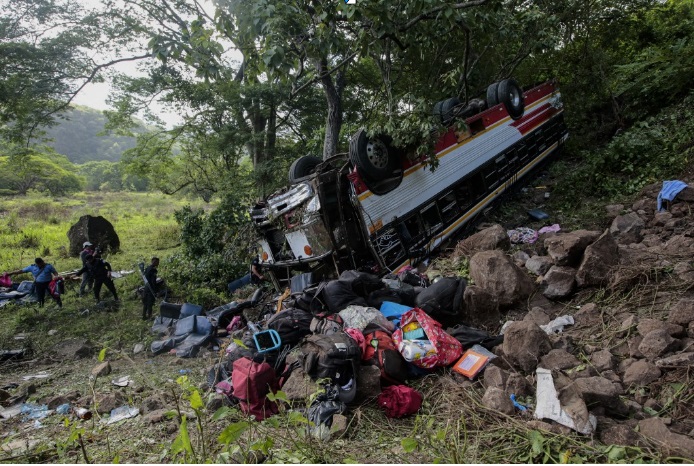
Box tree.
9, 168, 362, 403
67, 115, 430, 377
0, 0, 151, 146
0, 146, 84, 195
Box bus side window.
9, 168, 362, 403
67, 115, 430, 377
421, 202, 442, 233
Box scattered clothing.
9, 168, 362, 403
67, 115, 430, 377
657, 180, 689, 211
378, 386, 423, 418
507, 227, 539, 244
538, 224, 561, 235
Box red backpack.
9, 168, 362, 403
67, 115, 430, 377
363, 330, 409, 385
231, 357, 279, 421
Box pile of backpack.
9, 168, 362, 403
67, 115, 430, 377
207, 268, 501, 426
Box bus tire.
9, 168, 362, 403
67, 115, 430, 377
349, 128, 399, 180
433, 97, 461, 125
486, 81, 500, 108
497, 78, 525, 120
288, 155, 321, 182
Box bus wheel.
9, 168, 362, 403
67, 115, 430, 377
288, 155, 321, 182
486, 81, 500, 108
350, 128, 399, 180
497, 78, 525, 120
433, 97, 461, 125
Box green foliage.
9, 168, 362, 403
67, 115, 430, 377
555, 91, 694, 204
0, 145, 84, 195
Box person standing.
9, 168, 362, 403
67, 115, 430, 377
76, 255, 119, 303
142, 257, 159, 320
79, 242, 95, 296
5, 258, 62, 308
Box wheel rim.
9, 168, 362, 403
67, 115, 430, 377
508, 87, 521, 107
365, 139, 389, 170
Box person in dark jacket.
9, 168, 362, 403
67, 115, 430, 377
5, 258, 62, 308
79, 242, 95, 296
76, 255, 119, 303
142, 257, 159, 320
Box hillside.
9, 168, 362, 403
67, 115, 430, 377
39, 106, 146, 164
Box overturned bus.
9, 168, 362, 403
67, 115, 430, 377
250, 79, 568, 291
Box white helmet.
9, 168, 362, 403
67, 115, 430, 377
83, 241, 93, 248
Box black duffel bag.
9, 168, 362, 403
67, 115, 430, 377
414, 277, 466, 327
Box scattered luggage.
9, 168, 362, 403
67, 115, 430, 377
414, 277, 466, 327
378, 385, 423, 418
362, 330, 409, 385
266, 308, 313, 349
392, 308, 463, 369
231, 357, 279, 420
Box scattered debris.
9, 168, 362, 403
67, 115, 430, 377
111, 376, 133, 387
534, 368, 596, 434
104, 405, 139, 425
20, 403, 50, 420
540, 315, 575, 335
21, 372, 50, 381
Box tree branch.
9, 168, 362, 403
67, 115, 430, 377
398, 0, 489, 32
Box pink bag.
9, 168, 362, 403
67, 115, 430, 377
392, 308, 462, 369
0, 273, 11, 288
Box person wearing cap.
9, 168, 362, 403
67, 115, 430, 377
142, 257, 159, 320
79, 242, 95, 296
76, 254, 119, 303
5, 258, 62, 308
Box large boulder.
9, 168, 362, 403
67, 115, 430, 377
622, 360, 661, 386
544, 230, 601, 266
525, 255, 554, 276
669, 298, 694, 326
462, 285, 500, 327
610, 213, 645, 245
469, 250, 535, 308
454, 224, 511, 259
638, 329, 680, 360
52, 339, 94, 359
638, 417, 694, 459
541, 266, 576, 299
67, 215, 120, 256
576, 230, 620, 287
502, 321, 552, 373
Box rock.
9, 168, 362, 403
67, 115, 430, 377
619, 315, 639, 336
231, 451, 266, 464
482, 365, 508, 391
133, 344, 145, 354
502, 321, 552, 372
513, 250, 531, 267
525, 255, 554, 276
48, 329, 58, 336
675, 186, 694, 203
639, 417, 694, 459
669, 298, 694, 326
52, 339, 94, 359
469, 250, 535, 308
144, 409, 169, 424
355, 365, 382, 402
590, 350, 616, 372
572, 377, 624, 406
655, 352, 694, 368
454, 224, 511, 258
95, 392, 125, 414
524, 307, 550, 326
610, 213, 645, 245
527, 420, 572, 435
541, 266, 576, 299
600, 424, 641, 447
574, 303, 601, 328
67, 214, 121, 256
644, 399, 662, 412
623, 360, 661, 386
206, 394, 228, 412
506, 373, 533, 397
462, 285, 500, 327
544, 230, 601, 266
650, 211, 673, 227
482, 387, 514, 415
605, 204, 625, 217
140, 394, 165, 414
44, 391, 79, 409
601, 370, 621, 383
91, 361, 111, 377
576, 230, 619, 287
638, 330, 680, 359
539, 349, 580, 370
628, 336, 644, 358
638, 319, 684, 338
330, 414, 349, 438
281, 367, 320, 402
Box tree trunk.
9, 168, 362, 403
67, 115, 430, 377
316, 58, 345, 160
